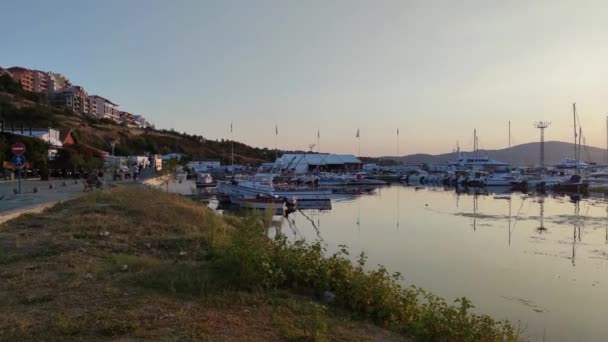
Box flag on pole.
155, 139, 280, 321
356, 129, 360, 138
230, 122, 233, 133
397, 128, 399, 136
317, 129, 320, 139
275, 124, 278, 135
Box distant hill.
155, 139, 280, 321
384, 141, 607, 166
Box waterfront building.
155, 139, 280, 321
274, 153, 362, 174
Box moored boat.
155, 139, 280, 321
551, 175, 589, 193
231, 194, 296, 211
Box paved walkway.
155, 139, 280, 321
0, 172, 195, 224
0, 179, 86, 224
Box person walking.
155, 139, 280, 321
131, 164, 140, 182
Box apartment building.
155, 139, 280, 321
7, 67, 34, 92
50, 86, 89, 114
89, 95, 120, 122
6, 66, 72, 94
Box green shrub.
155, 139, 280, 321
210, 214, 519, 341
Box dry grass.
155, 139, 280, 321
0, 186, 403, 341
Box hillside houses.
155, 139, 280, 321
3, 65, 153, 128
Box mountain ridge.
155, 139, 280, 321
383, 141, 607, 166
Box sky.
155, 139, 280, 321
2, 0, 608, 156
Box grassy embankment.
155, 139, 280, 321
0, 187, 520, 341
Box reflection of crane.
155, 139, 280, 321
472, 192, 479, 231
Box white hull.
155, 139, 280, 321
217, 182, 332, 200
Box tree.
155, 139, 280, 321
159, 158, 178, 193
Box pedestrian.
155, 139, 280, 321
131, 164, 139, 181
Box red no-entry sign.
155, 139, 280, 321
11, 142, 26, 155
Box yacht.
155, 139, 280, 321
555, 157, 590, 169
448, 155, 509, 169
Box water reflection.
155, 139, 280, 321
273, 184, 608, 341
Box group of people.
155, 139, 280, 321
113, 163, 146, 182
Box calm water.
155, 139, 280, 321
272, 185, 608, 341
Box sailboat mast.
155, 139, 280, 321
508, 120, 512, 165
573, 103, 578, 175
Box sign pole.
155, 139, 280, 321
18, 168, 22, 194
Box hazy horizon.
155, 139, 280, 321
3, 0, 608, 157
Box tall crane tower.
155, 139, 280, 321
534, 121, 551, 168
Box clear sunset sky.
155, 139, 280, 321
2, 0, 608, 156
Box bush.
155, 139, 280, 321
210, 214, 519, 341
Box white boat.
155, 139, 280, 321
448, 155, 509, 169
217, 174, 332, 201
485, 172, 523, 187
523, 174, 565, 190
582, 170, 608, 189
231, 195, 295, 210
402, 171, 428, 184
345, 173, 387, 185
319, 173, 386, 186
555, 157, 590, 169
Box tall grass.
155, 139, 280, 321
212, 213, 520, 341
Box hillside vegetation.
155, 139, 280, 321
1, 74, 278, 168
0, 187, 519, 340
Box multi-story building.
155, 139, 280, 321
6, 67, 72, 94
87, 96, 97, 115
119, 111, 135, 125
47, 72, 71, 92
133, 115, 152, 129
7, 67, 34, 92
50, 86, 89, 114
89, 95, 120, 122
